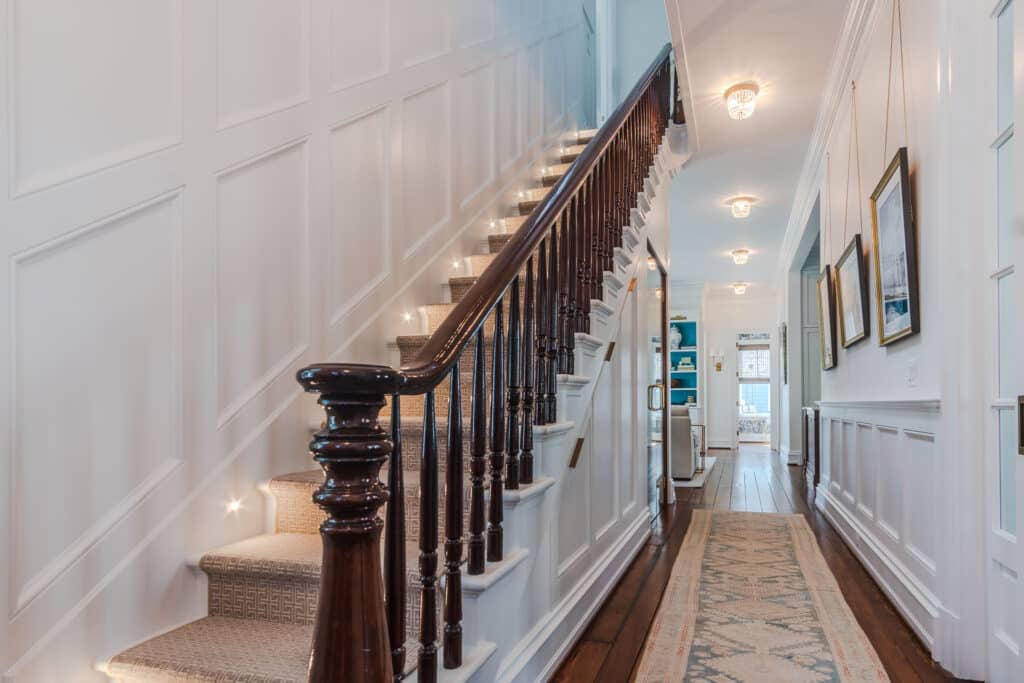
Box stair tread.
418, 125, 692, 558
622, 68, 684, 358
108, 616, 424, 682
200, 533, 321, 582
108, 616, 312, 683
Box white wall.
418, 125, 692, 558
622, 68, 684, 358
773, 0, 991, 677
702, 290, 776, 448
0, 2, 591, 680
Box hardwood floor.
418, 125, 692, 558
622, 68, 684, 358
551, 446, 971, 683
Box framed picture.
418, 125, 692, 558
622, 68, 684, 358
780, 322, 788, 384
835, 234, 870, 347
817, 265, 837, 370
870, 147, 920, 345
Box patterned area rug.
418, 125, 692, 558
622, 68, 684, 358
635, 511, 889, 682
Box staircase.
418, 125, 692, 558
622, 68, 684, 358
104, 43, 679, 683
105, 130, 597, 683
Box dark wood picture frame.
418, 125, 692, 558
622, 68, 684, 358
817, 265, 837, 370
869, 147, 920, 345
835, 234, 870, 347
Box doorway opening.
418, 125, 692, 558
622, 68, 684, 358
736, 333, 771, 445
645, 244, 671, 515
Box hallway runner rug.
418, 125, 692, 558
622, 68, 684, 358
634, 510, 889, 682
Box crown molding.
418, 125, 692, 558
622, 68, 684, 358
775, 0, 881, 280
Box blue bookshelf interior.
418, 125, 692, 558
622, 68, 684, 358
668, 320, 698, 406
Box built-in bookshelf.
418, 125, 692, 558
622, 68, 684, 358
668, 319, 699, 406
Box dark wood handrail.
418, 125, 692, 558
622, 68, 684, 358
400, 43, 673, 394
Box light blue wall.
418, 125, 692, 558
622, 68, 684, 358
614, 0, 670, 104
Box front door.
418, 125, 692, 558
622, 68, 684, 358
987, 0, 1023, 678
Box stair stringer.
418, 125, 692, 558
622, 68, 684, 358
443, 146, 672, 683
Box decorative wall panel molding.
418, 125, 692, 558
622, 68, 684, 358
815, 402, 944, 664
328, 107, 390, 323
215, 0, 310, 129
400, 82, 451, 260
7, 0, 182, 196
215, 139, 310, 425
455, 64, 496, 207
328, 0, 388, 92
10, 191, 184, 614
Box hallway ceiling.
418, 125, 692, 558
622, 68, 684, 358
665, 0, 849, 297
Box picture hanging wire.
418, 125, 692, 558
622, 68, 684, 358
882, 0, 909, 164
841, 80, 864, 248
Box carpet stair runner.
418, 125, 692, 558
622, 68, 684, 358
106, 129, 598, 682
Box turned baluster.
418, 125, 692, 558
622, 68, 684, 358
505, 277, 522, 490
565, 196, 577, 375
386, 394, 406, 680
296, 364, 397, 683
557, 210, 569, 375
468, 328, 487, 575
487, 299, 506, 562
521, 257, 536, 484
443, 364, 463, 669
592, 166, 603, 302
534, 239, 549, 427
546, 221, 559, 424
578, 181, 591, 335
418, 391, 439, 682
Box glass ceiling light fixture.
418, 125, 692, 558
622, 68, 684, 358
727, 196, 756, 219
731, 282, 750, 295
724, 82, 760, 120
731, 249, 751, 265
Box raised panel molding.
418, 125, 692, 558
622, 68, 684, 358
10, 191, 184, 614
216, 0, 310, 129
526, 42, 543, 144
328, 107, 390, 323
454, 64, 495, 207
7, 0, 182, 196
399, 82, 451, 260
392, 0, 449, 68
215, 139, 310, 425
329, 0, 388, 92
544, 34, 566, 132
456, 0, 496, 48
816, 401, 944, 664
496, 51, 522, 170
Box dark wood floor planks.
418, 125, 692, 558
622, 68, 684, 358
550, 446, 970, 683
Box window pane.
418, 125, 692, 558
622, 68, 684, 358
999, 273, 1016, 397
998, 135, 1014, 269
999, 408, 1018, 534
739, 383, 770, 415
998, 1, 1014, 133
739, 348, 770, 379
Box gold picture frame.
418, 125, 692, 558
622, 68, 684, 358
835, 234, 870, 347
869, 147, 919, 345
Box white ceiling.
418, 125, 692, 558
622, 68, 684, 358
665, 0, 849, 297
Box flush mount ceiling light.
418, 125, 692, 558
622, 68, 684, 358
731, 282, 750, 295
727, 196, 756, 219
731, 249, 751, 265
724, 82, 760, 120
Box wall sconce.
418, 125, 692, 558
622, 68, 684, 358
711, 350, 725, 372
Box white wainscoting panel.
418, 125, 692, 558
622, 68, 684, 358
215, 0, 310, 129
399, 82, 451, 259
8, 0, 182, 196
0, 1, 591, 678
816, 401, 943, 655
328, 107, 390, 322
215, 140, 310, 425
10, 193, 183, 616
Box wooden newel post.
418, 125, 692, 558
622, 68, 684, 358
297, 363, 401, 683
